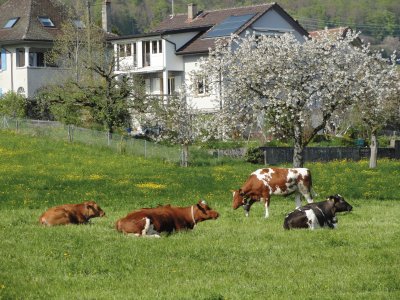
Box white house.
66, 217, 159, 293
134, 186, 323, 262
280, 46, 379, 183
0, 0, 113, 99
0, 0, 71, 98
110, 3, 309, 111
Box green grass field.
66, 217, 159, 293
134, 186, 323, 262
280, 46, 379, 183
0, 130, 399, 299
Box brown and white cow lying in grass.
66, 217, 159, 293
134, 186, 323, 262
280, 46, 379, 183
115, 200, 219, 237
39, 200, 105, 226
233, 167, 314, 218
283, 194, 353, 230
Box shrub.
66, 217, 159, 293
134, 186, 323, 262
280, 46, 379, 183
244, 146, 263, 164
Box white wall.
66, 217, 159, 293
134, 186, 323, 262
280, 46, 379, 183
245, 9, 306, 42
0, 44, 65, 98
162, 32, 198, 71
184, 55, 218, 111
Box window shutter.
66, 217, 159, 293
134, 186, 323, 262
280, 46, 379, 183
1, 49, 6, 71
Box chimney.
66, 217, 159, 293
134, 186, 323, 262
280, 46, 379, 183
188, 3, 197, 21
102, 0, 111, 33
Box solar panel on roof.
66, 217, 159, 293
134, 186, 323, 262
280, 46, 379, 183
204, 13, 255, 38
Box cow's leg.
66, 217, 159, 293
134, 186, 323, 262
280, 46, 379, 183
243, 198, 256, 217
264, 200, 270, 218
299, 184, 313, 205
260, 190, 271, 218
295, 193, 302, 208
142, 218, 161, 238
304, 192, 313, 204
262, 192, 271, 218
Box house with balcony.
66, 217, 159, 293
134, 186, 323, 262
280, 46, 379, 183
110, 3, 309, 112
0, 0, 72, 98
0, 0, 113, 99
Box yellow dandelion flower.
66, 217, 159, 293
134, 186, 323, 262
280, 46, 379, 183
89, 174, 104, 180
135, 182, 166, 190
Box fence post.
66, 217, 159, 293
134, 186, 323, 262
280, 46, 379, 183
395, 140, 400, 159
144, 140, 147, 158
264, 149, 267, 165
68, 125, 74, 142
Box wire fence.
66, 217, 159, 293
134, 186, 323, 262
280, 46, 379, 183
0, 116, 186, 164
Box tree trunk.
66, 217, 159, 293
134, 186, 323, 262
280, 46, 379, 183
293, 124, 304, 168
369, 132, 378, 169
293, 142, 304, 168
181, 144, 189, 167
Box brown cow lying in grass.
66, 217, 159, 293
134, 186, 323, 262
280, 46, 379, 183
39, 201, 105, 226
115, 200, 219, 237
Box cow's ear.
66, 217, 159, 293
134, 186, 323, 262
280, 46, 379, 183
84, 202, 94, 210
196, 203, 206, 213
198, 199, 208, 207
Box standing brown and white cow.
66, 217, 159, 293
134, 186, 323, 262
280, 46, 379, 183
39, 201, 105, 226
233, 168, 314, 218
115, 200, 219, 237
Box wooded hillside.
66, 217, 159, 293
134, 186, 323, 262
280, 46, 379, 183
2, 0, 399, 52
97, 0, 400, 54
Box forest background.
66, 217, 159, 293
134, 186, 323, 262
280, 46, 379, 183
2, 0, 399, 55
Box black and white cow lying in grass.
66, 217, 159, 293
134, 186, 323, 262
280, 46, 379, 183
283, 194, 352, 230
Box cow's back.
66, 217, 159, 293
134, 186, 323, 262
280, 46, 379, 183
39, 205, 75, 226
283, 209, 310, 229
116, 207, 179, 234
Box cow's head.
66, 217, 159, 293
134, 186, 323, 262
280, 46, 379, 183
232, 189, 246, 210
195, 200, 219, 222
84, 201, 106, 218
327, 194, 352, 213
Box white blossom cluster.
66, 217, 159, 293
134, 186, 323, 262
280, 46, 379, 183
193, 29, 400, 166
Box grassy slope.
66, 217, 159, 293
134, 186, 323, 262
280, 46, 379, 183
0, 131, 399, 299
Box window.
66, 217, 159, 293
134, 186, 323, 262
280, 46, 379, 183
126, 44, 132, 57
118, 44, 126, 58
3, 17, 19, 28
16, 48, 25, 67
195, 77, 209, 95
158, 40, 162, 53
151, 40, 163, 54
152, 41, 158, 54
38, 16, 55, 27
143, 41, 150, 66
29, 50, 45, 67
17, 87, 25, 95
0, 48, 5, 71
168, 77, 175, 95
133, 43, 137, 67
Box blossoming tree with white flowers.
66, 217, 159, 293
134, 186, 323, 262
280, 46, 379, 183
141, 93, 201, 167
352, 52, 399, 168
195, 30, 383, 167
